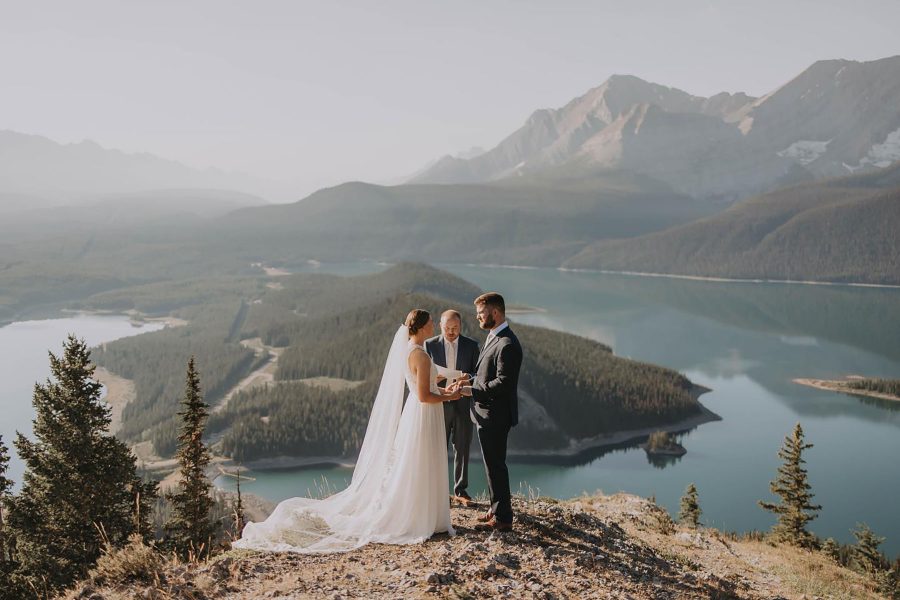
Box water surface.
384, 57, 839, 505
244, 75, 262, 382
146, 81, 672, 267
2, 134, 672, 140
217, 264, 900, 555
0, 315, 163, 486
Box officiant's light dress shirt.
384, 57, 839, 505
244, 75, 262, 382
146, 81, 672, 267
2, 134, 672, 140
444, 337, 458, 370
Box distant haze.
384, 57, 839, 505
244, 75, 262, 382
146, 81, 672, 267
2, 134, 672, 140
1, 1, 898, 200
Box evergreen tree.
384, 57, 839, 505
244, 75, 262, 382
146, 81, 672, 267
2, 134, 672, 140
0, 435, 11, 563
0, 434, 15, 600
5, 335, 157, 591
821, 537, 841, 562
678, 483, 701, 528
758, 422, 821, 548
852, 523, 886, 574
232, 467, 245, 539
165, 357, 215, 557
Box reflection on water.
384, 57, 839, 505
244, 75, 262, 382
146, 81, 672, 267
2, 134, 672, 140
645, 452, 684, 470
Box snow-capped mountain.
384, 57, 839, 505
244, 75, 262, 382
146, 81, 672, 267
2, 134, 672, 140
412, 55, 900, 200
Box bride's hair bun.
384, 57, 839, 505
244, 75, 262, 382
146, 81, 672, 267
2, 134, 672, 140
405, 309, 431, 336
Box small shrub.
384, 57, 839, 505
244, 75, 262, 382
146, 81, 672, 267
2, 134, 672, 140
90, 534, 164, 585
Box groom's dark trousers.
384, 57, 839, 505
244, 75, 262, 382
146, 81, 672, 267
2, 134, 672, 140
425, 334, 480, 497
469, 326, 523, 524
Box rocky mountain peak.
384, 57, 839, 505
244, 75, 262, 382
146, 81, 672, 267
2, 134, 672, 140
411, 56, 900, 200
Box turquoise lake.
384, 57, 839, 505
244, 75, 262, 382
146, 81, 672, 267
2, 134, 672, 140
215, 263, 900, 555
2, 266, 898, 555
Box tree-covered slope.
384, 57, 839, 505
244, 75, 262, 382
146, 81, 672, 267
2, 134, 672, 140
89, 264, 704, 459
564, 163, 900, 284
212, 172, 717, 267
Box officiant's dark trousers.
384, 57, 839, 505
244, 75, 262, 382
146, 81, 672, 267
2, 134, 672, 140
477, 423, 512, 523
444, 399, 473, 496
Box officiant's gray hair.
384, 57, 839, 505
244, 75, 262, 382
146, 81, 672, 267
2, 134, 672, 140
441, 310, 461, 323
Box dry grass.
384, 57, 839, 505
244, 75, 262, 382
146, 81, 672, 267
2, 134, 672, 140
765, 543, 884, 600
89, 534, 165, 585
60, 493, 890, 599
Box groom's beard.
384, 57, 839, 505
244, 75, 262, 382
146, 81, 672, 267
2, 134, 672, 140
481, 315, 496, 329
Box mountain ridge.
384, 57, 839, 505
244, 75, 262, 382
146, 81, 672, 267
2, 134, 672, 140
0, 129, 273, 202
563, 161, 900, 284
412, 56, 900, 201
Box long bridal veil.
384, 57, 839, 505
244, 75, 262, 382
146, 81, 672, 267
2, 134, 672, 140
233, 325, 410, 553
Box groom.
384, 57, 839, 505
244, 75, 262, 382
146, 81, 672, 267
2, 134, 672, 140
460, 292, 523, 531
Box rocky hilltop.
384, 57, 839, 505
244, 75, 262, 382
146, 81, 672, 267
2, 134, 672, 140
65, 493, 884, 599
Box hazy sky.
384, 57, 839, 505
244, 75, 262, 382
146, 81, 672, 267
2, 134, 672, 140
2, 1, 898, 199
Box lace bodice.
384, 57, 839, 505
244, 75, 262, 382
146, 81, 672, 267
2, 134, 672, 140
405, 342, 439, 397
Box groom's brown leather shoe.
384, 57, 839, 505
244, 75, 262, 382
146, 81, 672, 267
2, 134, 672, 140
475, 517, 513, 532
454, 493, 476, 507
476, 511, 494, 522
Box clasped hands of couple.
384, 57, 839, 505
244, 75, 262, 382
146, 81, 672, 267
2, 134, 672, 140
437, 374, 471, 402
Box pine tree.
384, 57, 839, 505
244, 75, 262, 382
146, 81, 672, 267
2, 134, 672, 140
852, 523, 886, 574
232, 466, 245, 538
678, 483, 701, 528
0, 435, 11, 563
758, 422, 821, 548
821, 537, 841, 562
5, 335, 157, 591
0, 434, 14, 599
165, 357, 215, 557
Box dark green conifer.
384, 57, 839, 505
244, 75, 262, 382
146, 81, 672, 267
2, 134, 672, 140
232, 467, 245, 538
758, 423, 821, 548
165, 357, 215, 557
0, 435, 11, 563
5, 335, 156, 591
0, 434, 15, 600
821, 537, 841, 562
852, 523, 886, 574
678, 483, 701, 528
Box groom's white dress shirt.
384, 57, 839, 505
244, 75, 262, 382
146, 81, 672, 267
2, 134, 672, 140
484, 320, 508, 348
462, 320, 508, 398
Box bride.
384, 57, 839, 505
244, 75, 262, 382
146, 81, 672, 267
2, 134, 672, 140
233, 309, 465, 553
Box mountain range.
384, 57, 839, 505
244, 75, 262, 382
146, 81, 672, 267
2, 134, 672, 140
412, 56, 900, 202
0, 130, 274, 205
3, 55, 899, 286
213, 170, 719, 266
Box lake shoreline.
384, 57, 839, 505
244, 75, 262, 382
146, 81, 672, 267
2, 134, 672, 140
442, 261, 900, 289
793, 377, 900, 403
94, 366, 137, 434
223, 386, 719, 473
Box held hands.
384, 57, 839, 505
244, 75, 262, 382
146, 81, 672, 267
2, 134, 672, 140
446, 377, 473, 399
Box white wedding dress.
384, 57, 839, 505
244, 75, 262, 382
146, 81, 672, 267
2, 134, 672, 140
233, 326, 453, 553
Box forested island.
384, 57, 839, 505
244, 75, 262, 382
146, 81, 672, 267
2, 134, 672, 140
82, 263, 714, 465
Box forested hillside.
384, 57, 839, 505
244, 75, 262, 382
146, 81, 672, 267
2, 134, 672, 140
565, 163, 900, 284
88, 264, 704, 460
211, 172, 718, 267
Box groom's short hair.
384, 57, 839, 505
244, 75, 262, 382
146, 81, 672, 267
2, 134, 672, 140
474, 292, 505, 314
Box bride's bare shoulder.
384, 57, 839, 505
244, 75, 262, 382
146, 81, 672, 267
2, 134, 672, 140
407, 346, 430, 367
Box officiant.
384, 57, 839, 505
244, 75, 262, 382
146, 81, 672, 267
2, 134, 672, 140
425, 309, 480, 506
